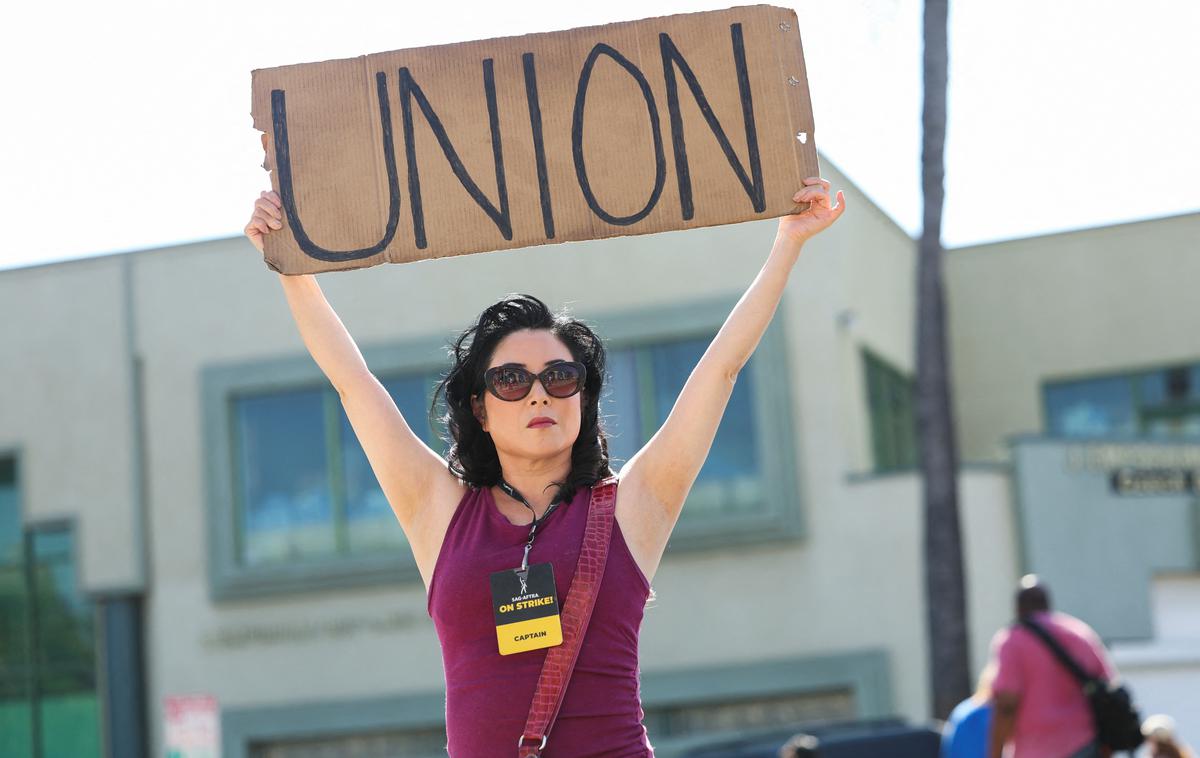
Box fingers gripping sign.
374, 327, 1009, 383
244, 190, 284, 253
776, 176, 846, 246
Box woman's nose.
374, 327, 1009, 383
527, 381, 551, 404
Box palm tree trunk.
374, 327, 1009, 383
918, 0, 971, 720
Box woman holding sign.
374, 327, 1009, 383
244, 179, 844, 757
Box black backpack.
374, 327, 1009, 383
1020, 618, 1143, 752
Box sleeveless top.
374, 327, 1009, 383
426, 482, 655, 757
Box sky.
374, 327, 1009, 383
0, 0, 1196, 271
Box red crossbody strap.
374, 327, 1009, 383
517, 477, 619, 758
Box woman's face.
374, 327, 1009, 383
472, 329, 583, 463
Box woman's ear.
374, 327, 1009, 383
471, 394, 488, 432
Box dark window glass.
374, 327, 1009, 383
0, 459, 19, 566
651, 338, 762, 516
1137, 368, 1187, 407
601, 348, 641, 469
1045, 375, 1137, 438
340, 376, 432, 554
235, 389, 335, 566
864, 351, 918, 471
1164, 367, 1191, 403
1046, 365, 1200, 441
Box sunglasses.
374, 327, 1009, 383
482, 361, 587, 401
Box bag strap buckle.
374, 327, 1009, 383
518, 733, 547, 756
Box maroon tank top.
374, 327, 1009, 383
427, 481, 655, 757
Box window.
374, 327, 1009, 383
862, 350, 917, 471
592, 297, 802, 547
1045, 363, 1200, 439
231, 375, 439, 568
604, 337, 764, 521
204, 340, 449, 600
0, 458, 102, 758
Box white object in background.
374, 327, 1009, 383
164, 694, 221, 758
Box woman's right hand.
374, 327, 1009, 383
244, 190, 283, 253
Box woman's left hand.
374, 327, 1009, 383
777, 177, 846, 246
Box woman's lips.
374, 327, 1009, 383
528, 417, 556, 428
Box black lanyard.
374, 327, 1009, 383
499, 479, 566, 571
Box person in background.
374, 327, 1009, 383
1142, 715, 1195, 758
987, 576, 1119, 758
941, 663, 997, 758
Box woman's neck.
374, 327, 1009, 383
495, 452, 572, 516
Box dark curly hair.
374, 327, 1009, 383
431, 294, 612, 501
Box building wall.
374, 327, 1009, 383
945, 213, 1200, 462
828, 470, 1018, 717
0, 257, 142, 592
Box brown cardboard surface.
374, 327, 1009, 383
251, 5, 818, 275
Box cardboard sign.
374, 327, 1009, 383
250, 5, 818, 274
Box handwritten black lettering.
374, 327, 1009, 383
571, 44, 667, 226
398, 61, 512, 249
271, 73, 402, 262
660, 24, 764, 219
522, 53, 555, 239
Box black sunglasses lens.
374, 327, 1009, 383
541, 363, 583, 398
489, 368, 534, 400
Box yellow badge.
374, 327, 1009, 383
490, 563, 563, 655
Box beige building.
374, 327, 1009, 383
1, 159, 1196, 757
946, 212, 1200, 744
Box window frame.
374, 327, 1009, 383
203, 338, 448, 601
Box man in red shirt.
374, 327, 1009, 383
987, 576, 1117, 758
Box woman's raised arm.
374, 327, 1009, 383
244, 191, 458, 530
617, 179, 845, 535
